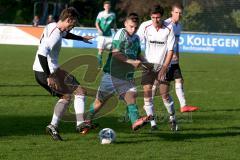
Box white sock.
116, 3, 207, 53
163, 96, 175, 115
169, 114, 176, 121
143, 98, 156, 127
74, 95, 85, 126
175, 83, 186, 108
51, 113, 60, 127
51, 99, 70, 127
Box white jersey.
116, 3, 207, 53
33, 22, 67, 73
164, 18, 182, 64
137, 20, 175, 66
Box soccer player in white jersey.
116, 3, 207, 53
95, 1, 117, 68
152, 3, 199, 113
33, 7, 94, 141
79, 13, 151, 134
137, 4, 177, 131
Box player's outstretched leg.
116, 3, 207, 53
46, 98, 70, 141
46, 124, 63, 141
143, 98, 158, 131
127, 104, 151, 131
76, 120, 94, 135
74, 95, 85, 127
132, 115, 153, 131
76, 102, 100, 134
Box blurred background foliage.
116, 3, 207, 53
0, 0, 239, 33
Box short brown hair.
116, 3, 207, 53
126, 12, 139, 23
59, 7, 80, 22
104, 1, 111, 5
171, 3, 184, 11
150, 4, 164, 16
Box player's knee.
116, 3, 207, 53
161, 92, 170, 100
163, 95, 173, 103
58, 98, 70, 104
143, 88, 152, 98
125, 93, 137, 105
61, 94, 72, 101
159, 84, 170, 97
74, 86, 86, 96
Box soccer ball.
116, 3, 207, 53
99, 128, 116, 144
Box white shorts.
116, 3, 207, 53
97, 36, 112, 50
96, 73, 137, 102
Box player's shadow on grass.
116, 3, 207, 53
1, 115, 239, 142
142, 130, 240, 142
188, 114, 234, 121
200, 108, 240, 112
115, 139, 153, 144
138, 123, 240, 142
0, 115, 51, 137
0, 115, 135, 137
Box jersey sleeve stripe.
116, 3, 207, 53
114, 29, 125, 41
144, 23, 153, 34
163, 24, 171, 33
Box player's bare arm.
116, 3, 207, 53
112, 51, 141, 68
137, 55, 153, 70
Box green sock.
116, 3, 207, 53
86, 103, 95, 121
97, 54, 102, 67
127, 104, 140, 124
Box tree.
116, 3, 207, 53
181, 1, 204, 32
231, 9, 240, 29
115, 0, 177, 27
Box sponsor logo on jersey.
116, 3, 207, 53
150, 40, 165, 44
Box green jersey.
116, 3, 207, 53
96, 11, 116, 36
103, 28, 141, 80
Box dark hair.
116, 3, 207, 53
150, 4, 164, 16
104, 1, 111, 5
171, 2, 184, 11
59, 7, 80, 22
126, 12, 139, 23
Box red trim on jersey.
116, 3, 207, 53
163, 23, 172, 33
49, 26, 58, 37
144, 23, 153, 34
144, 23, 163, 32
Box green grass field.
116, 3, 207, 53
0, 44, 239, 160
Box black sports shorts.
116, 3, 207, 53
165, 63, 183, 81
34, 70, 79, 97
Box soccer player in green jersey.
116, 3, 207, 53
95, 1, 117, 68
78, 13, 151, 134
